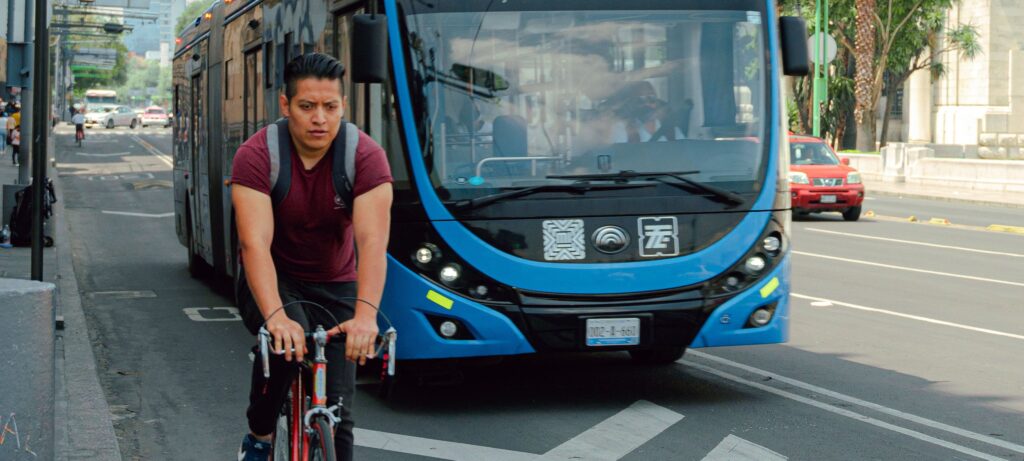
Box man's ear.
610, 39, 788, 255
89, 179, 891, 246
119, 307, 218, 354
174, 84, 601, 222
279, 94, 290, 118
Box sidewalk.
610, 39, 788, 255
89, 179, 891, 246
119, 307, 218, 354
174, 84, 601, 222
0, 133, 123, 460
863, 178, 1024, 208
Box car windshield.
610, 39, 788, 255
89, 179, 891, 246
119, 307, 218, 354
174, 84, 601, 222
401, 2, 769, 207
790, 142, 840, 165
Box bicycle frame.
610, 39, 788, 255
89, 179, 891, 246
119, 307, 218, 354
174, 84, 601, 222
259, 324, 397, 460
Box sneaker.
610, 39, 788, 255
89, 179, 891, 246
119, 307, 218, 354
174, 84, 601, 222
237, 433, 271, 461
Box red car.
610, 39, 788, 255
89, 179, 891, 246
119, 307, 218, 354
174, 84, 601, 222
140, 106, 171, 128
787, 135, 865, 221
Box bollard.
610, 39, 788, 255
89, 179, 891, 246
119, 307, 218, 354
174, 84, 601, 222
0, 278, 55, 460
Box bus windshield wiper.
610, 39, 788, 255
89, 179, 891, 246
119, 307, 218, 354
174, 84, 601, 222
448, 183, 652, 212
547, 171, 746, 207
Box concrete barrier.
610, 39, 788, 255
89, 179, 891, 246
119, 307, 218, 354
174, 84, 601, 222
838, 154, 883, 181
0, 278, 55, 461
906, 158, 1024, 193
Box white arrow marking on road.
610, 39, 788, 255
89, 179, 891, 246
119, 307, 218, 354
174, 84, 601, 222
355, 400, 684, 460
75, 152, 132, 157
536, 400, 683, 460
101, 211, 174, 218
688, 350, 1024, 457
182, 307, 242, 322
793, 293, 1024, 341
701, 435, 787, 461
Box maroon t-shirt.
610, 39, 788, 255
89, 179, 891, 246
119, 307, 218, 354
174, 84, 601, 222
231, 125, 393, 282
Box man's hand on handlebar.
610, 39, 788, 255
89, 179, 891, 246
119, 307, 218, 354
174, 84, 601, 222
266, 314, 307, 362
331, 314, 379, 366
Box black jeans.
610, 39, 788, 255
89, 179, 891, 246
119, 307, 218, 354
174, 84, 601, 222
237, 267, 358, 461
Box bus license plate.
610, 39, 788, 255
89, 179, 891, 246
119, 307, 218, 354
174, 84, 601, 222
820, 195, 837, 204
586, 318, 640, 347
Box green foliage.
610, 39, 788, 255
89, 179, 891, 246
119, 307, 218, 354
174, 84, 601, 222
176, 0, 216, 36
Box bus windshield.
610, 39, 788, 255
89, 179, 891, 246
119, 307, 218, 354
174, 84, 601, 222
401, 3, 769, 206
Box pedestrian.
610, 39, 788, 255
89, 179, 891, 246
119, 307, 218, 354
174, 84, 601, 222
0, 111, 9, 156
232, 53, 393, 461
11, 125, 21, 166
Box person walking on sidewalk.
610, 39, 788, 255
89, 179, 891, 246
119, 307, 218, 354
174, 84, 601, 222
11, 125, 21, 166
231, 53, 393, 461
0, 112, 9, 156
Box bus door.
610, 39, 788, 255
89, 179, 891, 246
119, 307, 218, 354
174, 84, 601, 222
190, 63, 214, 266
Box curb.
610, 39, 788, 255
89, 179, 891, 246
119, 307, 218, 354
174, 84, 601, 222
865, 187, 1024, 209
51, 138, 124, 461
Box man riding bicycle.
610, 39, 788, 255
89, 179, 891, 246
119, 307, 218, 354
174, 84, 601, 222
72, 110, 85, 143
232, 53, 393, 461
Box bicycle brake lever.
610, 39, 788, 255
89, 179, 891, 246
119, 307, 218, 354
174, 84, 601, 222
385, 327, 397, 377
258, 327, 271, 379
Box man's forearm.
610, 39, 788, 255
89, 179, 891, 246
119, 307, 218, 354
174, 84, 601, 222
242, 245, 284, 320
354, 241, 388, 320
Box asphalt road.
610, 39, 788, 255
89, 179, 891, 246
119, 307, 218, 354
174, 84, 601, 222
54, 125, 1024, 460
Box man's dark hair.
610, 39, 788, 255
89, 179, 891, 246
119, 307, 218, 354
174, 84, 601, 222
283, 53, 346, 100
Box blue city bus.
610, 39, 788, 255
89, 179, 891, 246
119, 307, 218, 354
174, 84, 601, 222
173, 0, 808, 367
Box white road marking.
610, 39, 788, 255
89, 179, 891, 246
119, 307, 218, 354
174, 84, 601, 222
536, 400, 683, 460
688, 350, 1024, 456
681, 357, 1008, 461
793, 251, 1024, 289
182, 307, 242, 322
355, 428, 532, 461
355, 400, 684, 460
74, 152, 131, 157
101, 211, 174, 218
700, 434, 787, 461
131, 135, 173, 167
792, 293, 1024, 341
804, 228, 1024, 258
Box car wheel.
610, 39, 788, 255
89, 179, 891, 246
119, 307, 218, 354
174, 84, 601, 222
106, 119, 114, 129
842, 206, 862, 222
130, 119, 137, 129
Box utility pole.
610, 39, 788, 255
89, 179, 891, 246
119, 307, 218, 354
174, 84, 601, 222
19, 0, 37, 186
812, 0, 831, 138
31, 0, 52, 281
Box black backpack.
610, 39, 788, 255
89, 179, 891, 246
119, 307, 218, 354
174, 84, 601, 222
9, 178, 56, 247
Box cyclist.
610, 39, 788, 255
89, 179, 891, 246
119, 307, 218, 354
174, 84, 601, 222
72, 110, 86, 144
231, 53, 393, 461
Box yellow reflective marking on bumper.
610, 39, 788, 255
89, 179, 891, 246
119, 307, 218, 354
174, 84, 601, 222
427, 290, 454, 310
760, 277, 780, 298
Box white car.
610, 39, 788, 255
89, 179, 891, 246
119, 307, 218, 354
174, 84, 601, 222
84, 105, 140, 129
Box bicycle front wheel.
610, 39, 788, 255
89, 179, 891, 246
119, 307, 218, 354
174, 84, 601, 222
306, 417, 335, 461
271, 394, 295, 461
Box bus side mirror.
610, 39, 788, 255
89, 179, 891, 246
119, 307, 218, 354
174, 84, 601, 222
779, 17, 810, 76
352, 14, 388, 83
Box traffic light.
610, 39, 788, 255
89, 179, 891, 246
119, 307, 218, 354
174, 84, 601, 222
102, 23, 125, 34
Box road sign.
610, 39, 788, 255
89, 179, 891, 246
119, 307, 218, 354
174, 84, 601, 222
808, 32, 838, 64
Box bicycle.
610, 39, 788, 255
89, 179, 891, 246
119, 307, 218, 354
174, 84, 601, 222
75, 126, 84, 147
257, 299, 396, 461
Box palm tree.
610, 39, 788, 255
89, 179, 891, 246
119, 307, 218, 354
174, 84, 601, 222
853, 0, 877, 151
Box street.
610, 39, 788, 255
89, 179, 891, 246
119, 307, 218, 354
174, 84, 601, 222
52, 125, 1024, 460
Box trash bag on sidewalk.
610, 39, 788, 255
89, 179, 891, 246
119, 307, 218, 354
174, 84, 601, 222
9, 178, 57, 247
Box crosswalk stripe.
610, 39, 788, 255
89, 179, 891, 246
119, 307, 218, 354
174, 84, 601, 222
700, 435, 787, 461
535, 400, 683, 460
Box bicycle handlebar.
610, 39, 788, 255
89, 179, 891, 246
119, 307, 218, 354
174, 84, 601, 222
258, 325, 397, 380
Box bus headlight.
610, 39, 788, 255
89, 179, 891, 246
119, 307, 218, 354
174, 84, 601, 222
704, 213, 787, 302
415, 244, 439, 264
439, 264, 461, 284
762, 235, 781, 254
744, 255, 766, 273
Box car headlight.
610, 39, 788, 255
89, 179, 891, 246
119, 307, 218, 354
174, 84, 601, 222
846, 172, 862, 184
787, 171, 810, 185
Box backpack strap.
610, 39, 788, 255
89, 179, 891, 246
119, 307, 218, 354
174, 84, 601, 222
330, 122, 359, 212
266, 118, 292, 207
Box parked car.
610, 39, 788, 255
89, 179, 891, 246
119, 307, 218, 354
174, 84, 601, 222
84, 105, 140, 129
140, 106, 171, 128
787, 135, 865, 221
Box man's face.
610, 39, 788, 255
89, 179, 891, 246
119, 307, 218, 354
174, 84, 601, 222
279, 77, 345, 155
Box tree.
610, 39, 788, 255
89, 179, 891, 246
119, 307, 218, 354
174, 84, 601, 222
175, 0, 216, 36
852, 0, 877, 151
